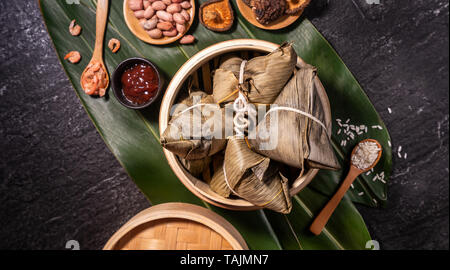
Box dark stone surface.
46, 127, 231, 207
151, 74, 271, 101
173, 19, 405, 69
305, 0, 449, 250
0, 0, 448, 250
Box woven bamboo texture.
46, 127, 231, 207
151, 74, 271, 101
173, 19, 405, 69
115, 218, 233, 250
104, 203, 248, 250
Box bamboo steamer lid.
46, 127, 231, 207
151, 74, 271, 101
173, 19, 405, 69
104, 203, 248, 250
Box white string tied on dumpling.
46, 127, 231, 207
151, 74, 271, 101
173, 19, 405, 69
176, 103, 218, 117
263, 106, 331, 138
222, 161, 239, 196
263, 73, 331, 139
232, 60, 256, 138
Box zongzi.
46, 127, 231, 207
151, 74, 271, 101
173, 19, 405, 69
180, 156, 212, 178
249, 64, 340, 170
213, 43, 297, 105
210, 137, 292, 214
161, 91, 227, 160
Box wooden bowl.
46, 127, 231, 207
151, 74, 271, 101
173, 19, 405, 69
123, 0, 195, 45
237, 0, 308, 30
159, 39, 332, 211
104, 203, 248, 250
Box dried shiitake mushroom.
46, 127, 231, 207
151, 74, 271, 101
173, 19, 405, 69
200, 0, 234, 32
285, 0, 312, 15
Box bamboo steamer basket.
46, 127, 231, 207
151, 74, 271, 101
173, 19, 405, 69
104, 203, 248, 250
159, 39, 332, 211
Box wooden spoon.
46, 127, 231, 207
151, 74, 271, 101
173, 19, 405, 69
310, 139, 382, 236
80, 0, 110, 95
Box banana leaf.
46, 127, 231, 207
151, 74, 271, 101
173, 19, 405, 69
39, 0, 391, 249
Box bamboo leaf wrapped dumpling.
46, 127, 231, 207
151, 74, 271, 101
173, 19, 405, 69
160, 91, 227, 160
218, 55, 242, 78
213, 43, 297, 104
180, 156, 212, 178
210, 137, 292, 214
249, 65, 340, 170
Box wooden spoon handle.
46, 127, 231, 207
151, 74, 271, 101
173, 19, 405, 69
93, 0, 109, 57
310, 166, 361, 236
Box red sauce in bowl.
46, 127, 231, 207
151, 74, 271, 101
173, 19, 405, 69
121, 63, 159, 105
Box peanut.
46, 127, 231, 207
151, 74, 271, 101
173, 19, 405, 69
176, 23, 186, 33
180, 9, 190, 21
180, 35, 195, 44
156, 10, 173, 21
129, 0, 143, 11
173, 13, 186, 24
166, 3, 181, 14
148, 28, 163, 39
144, 6, 155, 19
180, 1, 191, 9
143, 18, 158, 30
143, 0, 151, 9
157, 21, 173, 31
151, 1, 166, 11
133, 0, 192, 40
139, 18, 147, 27
134, 10, 146, 19
163, 29, 178, 37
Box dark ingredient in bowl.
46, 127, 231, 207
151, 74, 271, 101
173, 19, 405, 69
121, 63, 159, 105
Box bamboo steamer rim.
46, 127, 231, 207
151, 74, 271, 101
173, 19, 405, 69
159, 39, 332, 211
104, 203, 248, 250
